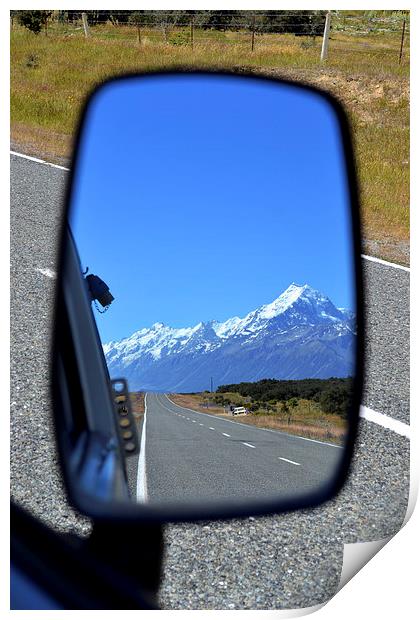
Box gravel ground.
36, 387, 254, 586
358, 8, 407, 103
10, 156, 90, 537
158, 421, 409, 609
10, 154, 410, 609
362, 261, 410, 425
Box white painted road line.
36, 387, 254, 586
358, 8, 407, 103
222, 433, 231, 437
360, 405, 410, 439
279, 457, 300, 466
10, 150, 70, 171
209, 427, 215, 430
136, 393, 148, 503
242, 442, 256, 449
361, 254, 410, 273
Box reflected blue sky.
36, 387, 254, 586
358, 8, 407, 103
71, 74, 355, 343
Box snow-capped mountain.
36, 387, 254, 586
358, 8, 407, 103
103, 283, 356, 392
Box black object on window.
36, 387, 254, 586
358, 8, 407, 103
85, 274, 114, 308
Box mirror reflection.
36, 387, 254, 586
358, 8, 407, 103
69, 74, 356, 508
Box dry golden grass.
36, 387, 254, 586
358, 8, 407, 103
227, 414, 346, 444
10, 21, 409, 262
129, 391, 145, 420
170, 393, 347, 445
170, 392, 231, 416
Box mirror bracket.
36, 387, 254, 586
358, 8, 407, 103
110, 378, 140, 458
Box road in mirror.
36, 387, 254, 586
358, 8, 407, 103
69, 74, 356, 510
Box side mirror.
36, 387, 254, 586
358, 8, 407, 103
52, 71, 363, 522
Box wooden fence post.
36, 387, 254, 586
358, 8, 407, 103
320, 11, 331, 61
251, 14, 256, 51
82, 12, 90, 38
399, 18, 406, 64
190, 14, 194, 49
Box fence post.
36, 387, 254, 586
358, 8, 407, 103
82, 12, 90, 38
137, 24, 141, 45
399, 18, 406, 64
190, 14, 194, 49
320, 11, 331, 61
251, 14, 256, 51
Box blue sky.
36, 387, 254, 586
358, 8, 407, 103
71, 74, 356, 343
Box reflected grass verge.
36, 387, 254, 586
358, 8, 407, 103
170, 393, 347, 445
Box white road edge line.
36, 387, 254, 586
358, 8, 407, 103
361, 254, 410, 272
136, 393, 148, 503
10, 150, 70, 171
9, 152, 411, 275
279, 457, 300, 466
243, 442, 256, 449
360, 405, 410, 439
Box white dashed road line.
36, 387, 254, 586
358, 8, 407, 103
222, 433, 231, 437
242, 442, 256, 449
279, 457, 300, 466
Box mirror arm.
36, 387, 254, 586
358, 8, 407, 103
86, 520, 164, 605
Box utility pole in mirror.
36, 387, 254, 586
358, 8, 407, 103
320, 11, 331, 61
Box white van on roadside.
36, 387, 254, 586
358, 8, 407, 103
232, 406, 247, 416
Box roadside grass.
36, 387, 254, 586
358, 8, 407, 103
10, 23, 409, 261
170, 392, 347, 445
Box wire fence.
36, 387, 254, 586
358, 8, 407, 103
11, 10, 410, 63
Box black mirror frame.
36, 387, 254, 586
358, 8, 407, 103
51, 69, 364, 524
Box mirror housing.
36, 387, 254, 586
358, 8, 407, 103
52, 71, 364, 523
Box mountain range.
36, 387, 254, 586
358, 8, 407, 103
103, 283, 356, 392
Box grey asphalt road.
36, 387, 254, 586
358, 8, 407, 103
10, 153, 410, 609
145, 392, 342, 505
